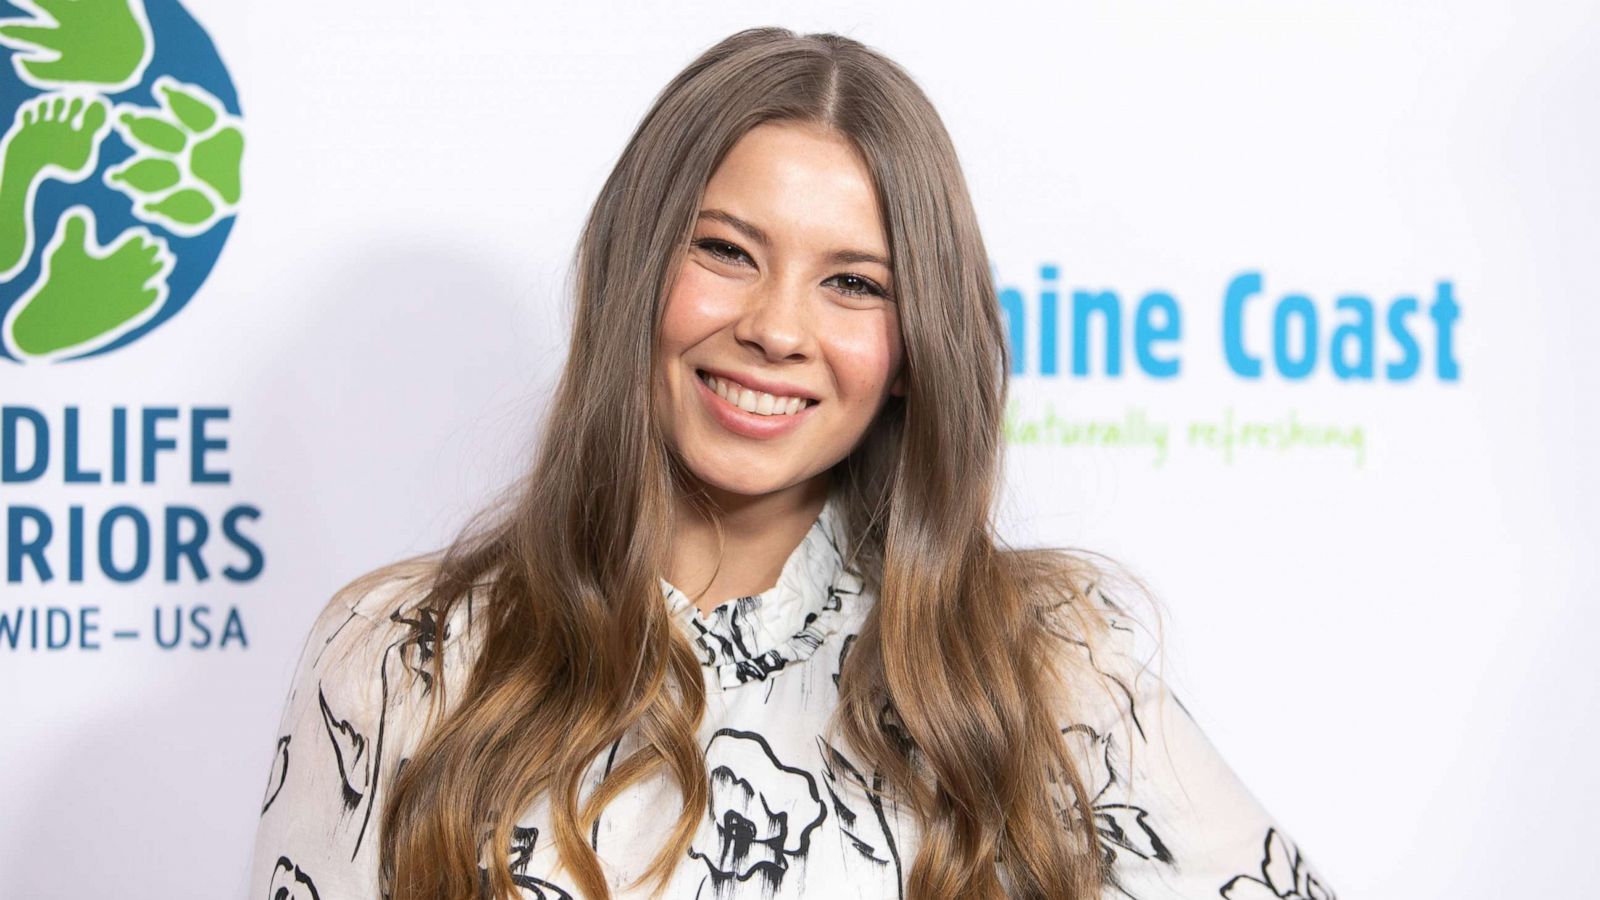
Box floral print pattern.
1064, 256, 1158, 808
265, 856, 320, 899
1060, 722, 1175, 869
250, 494, 1335, 898
1220, 827, 1338, 900
690, 728, 828, 894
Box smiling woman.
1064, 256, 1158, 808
657, 122, 906, 516
247, 25, 1335, 900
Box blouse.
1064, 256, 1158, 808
247, 494, 1337, 899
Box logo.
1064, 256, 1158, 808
0, 0, 242, 363
992, 263, 1464, 468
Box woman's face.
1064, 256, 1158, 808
655, 120, 905, 501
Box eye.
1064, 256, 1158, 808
827, 273, 893, 301
693, 238, 751, 265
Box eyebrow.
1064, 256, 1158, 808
697, 208, 893, 271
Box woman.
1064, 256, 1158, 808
249, 26, 1336, 900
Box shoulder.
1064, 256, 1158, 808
1037, 572, 1343, 899
301, 561, 430, 670
284, 558, 488, 739
1014, 549, 1162, 731
250, 558, 491, 895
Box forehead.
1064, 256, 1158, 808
702, 121, 888, 257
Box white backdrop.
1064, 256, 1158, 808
2, 1, 1596, 897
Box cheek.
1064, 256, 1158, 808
821, 310, 903, 399
661, 264, 741, 351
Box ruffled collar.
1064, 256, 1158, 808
658, 492, 864, 691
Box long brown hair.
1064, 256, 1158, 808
376, 25, 1144, 900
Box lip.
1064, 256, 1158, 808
696, 366, 820, 402
693, 367, 817, 440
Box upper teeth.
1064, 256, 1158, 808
700, 372, 812, 416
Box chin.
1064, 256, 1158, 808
691, 469, 794, 498
676, 447, 801, 498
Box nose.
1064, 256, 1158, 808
733, 273, 812, 362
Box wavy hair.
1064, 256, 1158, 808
377, 25, 1144, 900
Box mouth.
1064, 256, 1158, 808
695, 369, 819, 417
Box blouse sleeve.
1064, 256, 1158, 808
1065, 597, 1339, 900
246, 568, 453, 899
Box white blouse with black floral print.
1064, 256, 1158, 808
248, 494, 1337, 899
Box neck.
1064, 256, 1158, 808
667, 472, 832, 616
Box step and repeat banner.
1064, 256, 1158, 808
2, 0, 1593, 897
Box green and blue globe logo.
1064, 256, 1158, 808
0, 0, 241, 363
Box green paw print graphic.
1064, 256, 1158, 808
105, 75, 243, 237
3, 205, 174, 359
0, 92, 111, 281
0, 0, 153, 92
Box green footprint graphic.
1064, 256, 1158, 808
105, 75, 243, 237
5, 205, 174, 359
0, 0, 153, 92
0, 93, 111, 281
